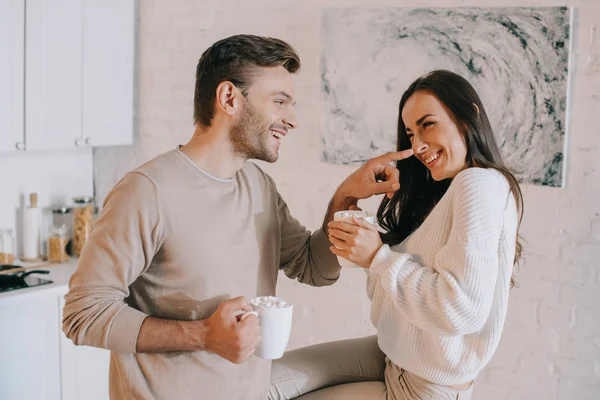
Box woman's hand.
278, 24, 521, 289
328, 215, 383, 269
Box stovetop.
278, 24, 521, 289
0, 276, 53, 294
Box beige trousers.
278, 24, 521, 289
268, 335, 474, 400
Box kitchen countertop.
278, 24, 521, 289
0, 258, 78, 307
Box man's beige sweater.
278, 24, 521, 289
62, 148, 341, 400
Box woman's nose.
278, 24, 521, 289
413, 138, 428, 154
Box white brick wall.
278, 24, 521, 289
94, 0, 600, 398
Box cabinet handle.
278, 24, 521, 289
85, 137, 92, 146
15, 142, 25, 150
75, 138, 83, 147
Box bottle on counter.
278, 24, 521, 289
21, 192, 41, 261
0, 229, 16, 264
73, 196, 94, 257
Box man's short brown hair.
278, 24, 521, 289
193, 34, 301, 127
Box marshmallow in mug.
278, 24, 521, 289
250, 296, 291, 309
333, 210, 376, 223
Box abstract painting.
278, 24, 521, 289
321, 7, 572, 187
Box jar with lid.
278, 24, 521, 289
48, 224, 69, 263
73, 196, 94, 257
0, 229, 16, 264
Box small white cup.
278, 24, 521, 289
333, 210, 376, 268
250, 296, 293, 360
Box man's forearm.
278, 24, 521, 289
135, 316, 207, 353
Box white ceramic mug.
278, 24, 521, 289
249, 296, 293, 360
333, 210, 376, 268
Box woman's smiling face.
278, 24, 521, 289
401, 90, 468, 181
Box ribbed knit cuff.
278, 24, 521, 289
369, 244, 393, 277
369, 244, 410, 278
107, 305, 148, 353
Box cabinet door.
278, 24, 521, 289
0, 297, 61, 400
82, 0, 135, 148
0, 0, 25, 153
25, 0, 83, 151
59, 296, 111, 400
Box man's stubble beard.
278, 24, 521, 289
229, 100, 277, 163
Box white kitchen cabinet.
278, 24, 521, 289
82, 0, 136, 148
0, 292, 110, 400
0, 296, 61, 400
25, 0, 83, 152
2, 0, 136, 153
58, 296, 111, 400
0, 0, 25, 153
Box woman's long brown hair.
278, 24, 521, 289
377, 70, 524, 287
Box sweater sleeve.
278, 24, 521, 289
263, 178, 341, 287
62, 172, 163, 353
367, 169, 509, 336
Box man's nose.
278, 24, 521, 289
283, 109, 298, 130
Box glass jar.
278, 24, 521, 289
0, 229, 16, 264
73, 196, 94, 257
48, 224, 69, 263
52, 206, 73, 255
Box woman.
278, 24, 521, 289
269, 70, 523, 400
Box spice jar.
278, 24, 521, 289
48, 224, 69, 263
73, 196, 94, 257
0, 229, 16, 264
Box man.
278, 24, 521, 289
62, 34, 409, 400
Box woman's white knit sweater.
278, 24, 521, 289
367, 167, 518, 385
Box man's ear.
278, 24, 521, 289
215, 81, 242, 116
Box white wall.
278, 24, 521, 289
0, 149, 94, 259
94, 1, 600, 399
